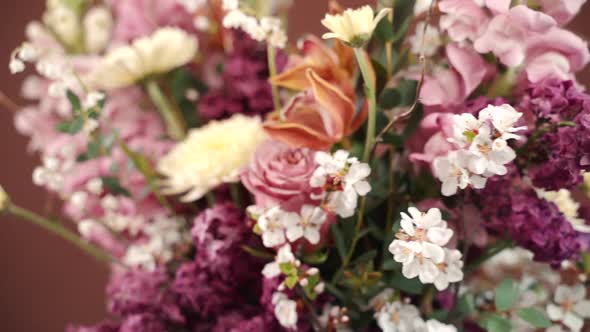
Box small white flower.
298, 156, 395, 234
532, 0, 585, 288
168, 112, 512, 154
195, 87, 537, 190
546, 284, 590, 332
9, 58, 25, 74
433, 249, 464, 291
479, 104, 526, 141
86, 178, 103, 195
193, 16, 210, 31
467, 126, 516, 176
222, 9, 248, 29
124, 244, 157, 271
272, 292, 298, 329
70, 191, 88, 208
375, 301, 423, 332
399, 207, 453, 247
321, 5, 392, 47
100, 194, 119, 211
258, 207, 298, 248
262, 244, 298, 279
310, 150, 371, 218
450, 113, 482, 148
409, 22, 442, 57
83, 91, 106, 109
433, 150, 486, 196
285, 205, 327, 244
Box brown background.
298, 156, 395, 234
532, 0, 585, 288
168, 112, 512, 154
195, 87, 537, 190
0, 1, 589, 331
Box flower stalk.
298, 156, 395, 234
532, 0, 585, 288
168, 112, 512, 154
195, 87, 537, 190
5, 202, 114, 264
353, 47, 377, 163
145, 79, 187, 141
267, 44, 282, 114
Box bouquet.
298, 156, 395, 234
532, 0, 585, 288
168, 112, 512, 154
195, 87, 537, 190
2, 0, 590, 331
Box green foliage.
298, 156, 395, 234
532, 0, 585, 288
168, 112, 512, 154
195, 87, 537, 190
56, 117, 84, 134
495, 278, 519, 312
302, 250, 329, 265
100, 176, 131, 197
479, 314, 513, 332
170, 68, 207, 128
516, 308, 551, 328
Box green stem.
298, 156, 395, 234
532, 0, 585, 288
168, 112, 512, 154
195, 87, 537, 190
354, 48, 377, 163
230, 183, 244, 209
385, 1, 395, 79
267, 44, 282, 113
6, 204, 114, 264
145, 80, 186, 141
341, 195, 367, 270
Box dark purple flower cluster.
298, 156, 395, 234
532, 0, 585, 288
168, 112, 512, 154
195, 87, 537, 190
198, 32, 287, 120
475, 170, 581, 266
521, 79, 590, 190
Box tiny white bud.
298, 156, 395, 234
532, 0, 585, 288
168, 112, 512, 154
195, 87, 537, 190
194, 16, 210, 31
86, 178, 103, 195
314, 282, 325, 294
101, 195, 118, 211
299, 278, 308, 287
9, 58, 25, 74
70, 191, 88, 207
32, 167, 48, 186
43, 156, 60, 171
307, 267, 319, 275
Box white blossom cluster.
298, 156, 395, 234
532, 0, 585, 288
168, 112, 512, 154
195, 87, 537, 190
546, 284, 590, 332
318, 305, 352, 332
310, 150, 372, 218
388, 207, 463, 291
371, 290, 457, 332
32, 147, 77, 193
261, 243, 325, 292
249, 204, 328, 248
221, 0, 287, 48
433, 104, 526, 196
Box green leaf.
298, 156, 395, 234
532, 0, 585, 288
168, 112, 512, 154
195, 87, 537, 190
388, 274, 424, 295
479, 314, 512, 332
279, 263, 297, 276
56, 116, 85, 135
100, 176, 131, 197
241, 245, 274, 260
402, 105, 423, 139
495, 278, 518, 312
397, 79, 418, 107
352, 250, 377, 266
66, 89, 82, 114
458, 293, 476, 316
516, 308, 551, 328
379, 88, 401, 109
302, 250, 329, 265
331, 224, 347, 262
285, 275, 298, 289
373, 16, 394, 42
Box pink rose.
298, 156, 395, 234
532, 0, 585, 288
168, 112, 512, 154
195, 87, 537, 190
537, 0, 586, 26
241, 140, 319, 208
474, 5, 556, 67
420, 43, 489, 106
439, 0, 489, 43
107, 0, 195, 43
523, 27, 590, 83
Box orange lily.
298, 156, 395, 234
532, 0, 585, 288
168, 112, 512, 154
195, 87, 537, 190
264, 69, 367, 150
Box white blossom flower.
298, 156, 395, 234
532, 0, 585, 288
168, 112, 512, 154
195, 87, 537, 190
433, 249, 464, 291
258, 206, 297, 248
285, 205, 327, 244
262, 244, 298, 279
479, 104, 526, 141
310, 150, 371, 218
389, 207, 463, 288
409, 22, 442, 57
450, 113, 482, 148
416, 319, 458, 332
375, 301, 423, 332
467, 126, 516, 176
158, 114, 267, 202
433, 150, 486, 196
546, 284, 590, 332
86, 178, 103, 195
321, 5, 391, 47
90, 27, 198, 89
272, 292, 298, 329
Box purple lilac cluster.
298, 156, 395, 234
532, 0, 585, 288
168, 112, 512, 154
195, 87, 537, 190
475, 170, 581, 266
198, 32, 287, 120
68, 203, 285, 332
522, 79, 590, 190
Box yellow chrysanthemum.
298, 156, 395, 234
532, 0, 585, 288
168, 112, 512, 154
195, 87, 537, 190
321, 5, 391, 47
157, 114, 267, 202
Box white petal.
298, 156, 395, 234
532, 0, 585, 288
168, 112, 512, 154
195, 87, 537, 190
304, 227, 320, 245
353, 180, 372, 196
441, 178, 458, 196
286, 225, 304, 242
426, 227, 453, 246
562, 312, 584, 331
573, 300, 590, 318
547, 304, 565, 321
421, 243, 445, 263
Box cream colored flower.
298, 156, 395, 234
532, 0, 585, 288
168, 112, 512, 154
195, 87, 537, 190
157, 114, 267, 202
537, 188, 590, 233
90, 27, 198, 89
321, 5, 391, 47
0, 185, 9, 211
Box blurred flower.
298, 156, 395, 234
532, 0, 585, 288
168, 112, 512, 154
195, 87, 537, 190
409, 22, 442, 57
271, 292, 298, 329
284, 205, 327, 244
158, 114, 267, 202
537, 189, 590, 233
438, 0, 489, 44
321, 5, 391, 47
546, 284, 590, 332
83, 6, 113, 54
537, 0, 586, 26
474, 5, 556, 67
375, 301, 422, 332
90, 27, 198, 89
264, 70, 366, 150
